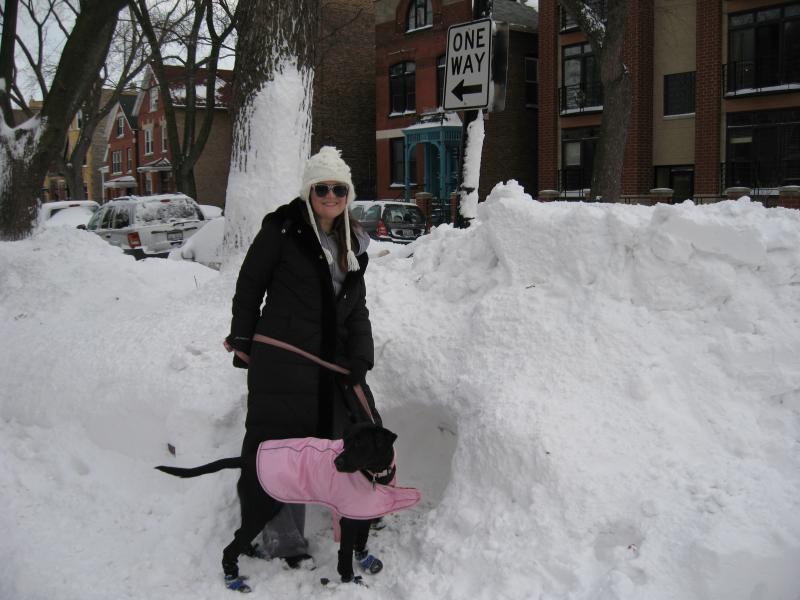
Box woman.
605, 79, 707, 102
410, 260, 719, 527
224, 146, 374, 579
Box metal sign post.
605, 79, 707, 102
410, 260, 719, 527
446, 0, 508, 227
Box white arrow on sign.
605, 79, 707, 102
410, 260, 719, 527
443, 18, 493, 111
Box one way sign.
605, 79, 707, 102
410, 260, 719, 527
443, 19, 493, 111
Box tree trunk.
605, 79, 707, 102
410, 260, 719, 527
0, 0, 128, 239
559, 0, 630, 202
222, 0, 319, 260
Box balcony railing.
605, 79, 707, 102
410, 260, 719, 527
559, 81, 603, 114
724, 58, 800, 94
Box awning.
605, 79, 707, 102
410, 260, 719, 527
137, 157, 172, 173
103, 175, 137, 189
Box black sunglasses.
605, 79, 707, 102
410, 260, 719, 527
313, 183, 349, 198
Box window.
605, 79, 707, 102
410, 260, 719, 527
390, 61, 416, 114
390, 137, 417, 185
100, 207, 114, 229
664, 72, 695, 116
144, 128, 153, 155
561, 127, 598, 191
726, 109, 800, 188
436, 55, 446, 108
654, 166, 694, 202
112, 207, 130, 229
727, 4, 800, 92
117, 116, 124, 137
525, 56, 538, 107
161, 125, 167, 152
145, 176, 153, 195
561, 43, 602, 112
112, 150, 122, 174
150, 87, 158, 112
406, 0, 432, 31
127, 148, 133, 172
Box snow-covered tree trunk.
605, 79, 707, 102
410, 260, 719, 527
222, 0, 319, 262
559, 0, 630, 202
0, 0, 128, 239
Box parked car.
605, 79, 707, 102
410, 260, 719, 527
169, 215, 225, 270
349, 200, 427, 244
39, 200, 100, 229
84, 194, 207, 259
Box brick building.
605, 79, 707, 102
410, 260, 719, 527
101, 66, 233, 207
313, 0, 377, 198
374, 0, 539, 207
538, 0, 800, 204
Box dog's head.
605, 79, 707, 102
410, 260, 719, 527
333, 422, 397, 475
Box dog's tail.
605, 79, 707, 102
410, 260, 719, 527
155, 457, 242, 478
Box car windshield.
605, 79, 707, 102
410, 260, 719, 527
134, 198, 200, 225
383, 205, 424, 225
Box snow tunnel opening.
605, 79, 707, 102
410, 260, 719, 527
380, 402, 458, 508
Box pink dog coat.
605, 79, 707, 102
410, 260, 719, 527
256, 437, 421, 520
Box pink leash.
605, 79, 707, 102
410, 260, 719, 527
224, 335, 375, 423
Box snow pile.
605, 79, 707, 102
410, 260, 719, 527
1, 190, 799, 600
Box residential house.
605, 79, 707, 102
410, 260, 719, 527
537, 0, 800, 205
100, 94, 139, 199
374, 0, 539, 212
101, 66, 233, 208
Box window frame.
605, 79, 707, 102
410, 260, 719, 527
150, 87, 159, 112
389, 61, 416, 115
389, 137, 417, 186
663, 71, 696, 117
161, 124, 168, 152
116, 116, 124, 138
112, 150, 122, 174
436, 55, 446, 108
727, 3, 800, 93
524, 56, 539, 108
406, 0, 433, 32
560, 43, 602, 113
127, 147, 133, 172
144, 128, 154, 156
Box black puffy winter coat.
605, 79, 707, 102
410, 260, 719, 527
229, 198, 374, 450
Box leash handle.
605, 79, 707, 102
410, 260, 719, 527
223, 335, 375, 424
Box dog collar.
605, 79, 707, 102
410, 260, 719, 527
363, 465, 396, 489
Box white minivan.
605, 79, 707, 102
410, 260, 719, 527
85, 194, 207, 258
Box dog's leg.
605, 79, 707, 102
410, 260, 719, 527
221, 455, 282, 581
337, 517, 358, 582
353, 521, 383, 574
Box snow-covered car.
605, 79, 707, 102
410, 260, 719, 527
85, 194, 207, 259
199, 204, 223, 220
169, 215, 225, 270
39, 200, 100, 229
349, 200, 427, 244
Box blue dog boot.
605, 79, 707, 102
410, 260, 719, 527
355, 549, 383, 574
224, 574, 252, 593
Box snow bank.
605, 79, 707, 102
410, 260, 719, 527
1, 190, 799, 600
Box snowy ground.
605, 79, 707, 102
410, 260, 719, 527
2, 185, 800, 600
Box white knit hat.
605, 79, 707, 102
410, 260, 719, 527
299, 146, 360, 272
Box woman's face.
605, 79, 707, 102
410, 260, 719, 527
310, 180, 348, 223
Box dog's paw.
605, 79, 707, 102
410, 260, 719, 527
355, 550, 383, 574
283, 553, 316, 571
224, 575, 252, 593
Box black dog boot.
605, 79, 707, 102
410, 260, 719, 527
283, 553, 316, 570
355, 548, 383, 574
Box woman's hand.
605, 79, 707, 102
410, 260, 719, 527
347, 358, 369, 385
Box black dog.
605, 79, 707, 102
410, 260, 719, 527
156, 422, 398, 590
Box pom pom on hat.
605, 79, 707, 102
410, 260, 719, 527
300, 146, 356, 205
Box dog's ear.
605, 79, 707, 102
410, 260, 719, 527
378, 427, 397, 446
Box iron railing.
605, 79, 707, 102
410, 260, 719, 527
724, 57, 800, 94
559, 81, 603, 113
